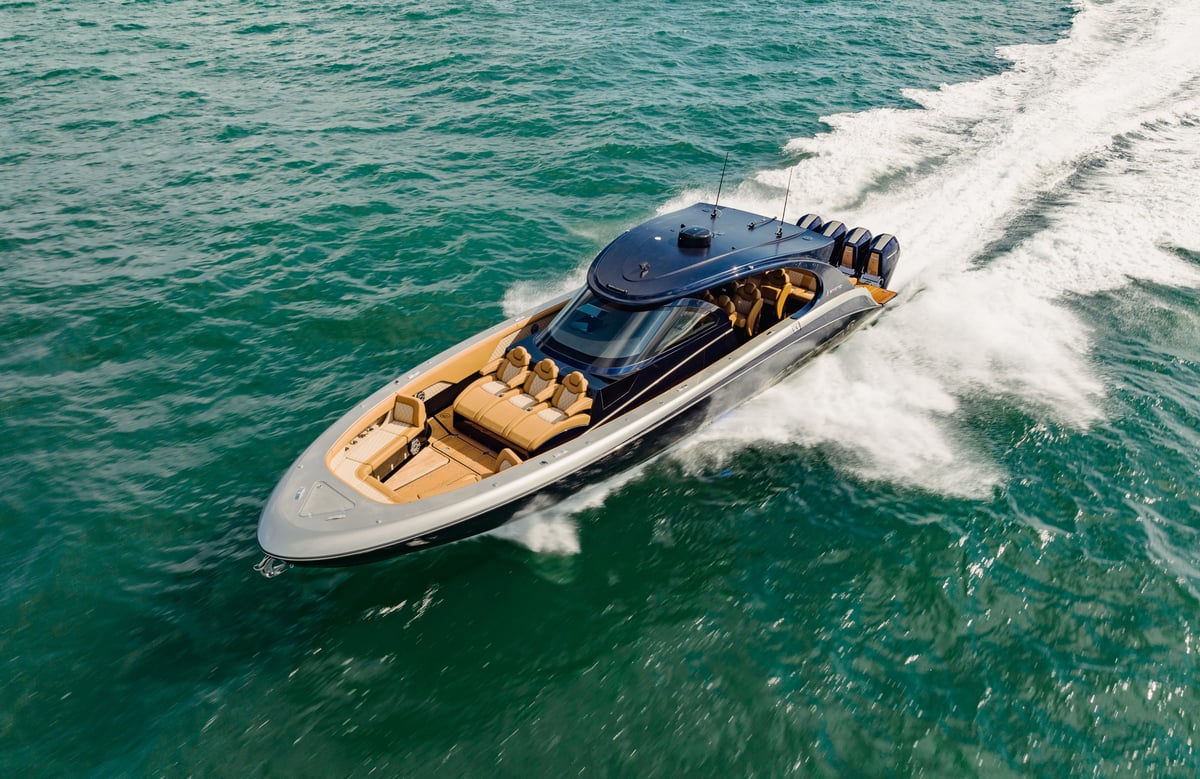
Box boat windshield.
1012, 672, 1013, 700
540, 291, 722, 371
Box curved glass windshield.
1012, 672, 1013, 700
540, 292, 722, 372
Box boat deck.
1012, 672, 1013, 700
382, 409, 503, 502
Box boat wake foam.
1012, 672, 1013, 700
502, 267, 585, 320
667, 0, 1200, 497
485, 507, 581, 556
484, 456, 663, 555
500, 0, 1200, 506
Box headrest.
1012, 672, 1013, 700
533, 358, 559, 381
507, 346, 531, 367
736, 281, 761, 300
562, 371, 588, 394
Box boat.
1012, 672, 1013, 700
255, 201, 900, 574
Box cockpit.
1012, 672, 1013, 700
538, 290, 726, 376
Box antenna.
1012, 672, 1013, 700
711, 152, 729, 220
776, 168, 793, 238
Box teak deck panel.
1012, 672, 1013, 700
384, 409, 503, 502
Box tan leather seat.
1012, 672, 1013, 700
506, 371, 593, 453
732, 281, 763, 337
454, 346, 532, 423
785, 269, 819, 303
477, 358, 560, 438
389, 394, 427, 432
714, 294, 737, 325
351, 393, 428, 486
759, 269, 792, 322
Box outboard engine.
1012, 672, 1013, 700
795, 213, 823, 231
838, 227, 873, 278
862, 233, 900, 288
819, 220, 847, 268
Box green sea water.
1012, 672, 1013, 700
4, 0, 1200, 775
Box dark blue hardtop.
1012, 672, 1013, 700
587, 202, 834, 307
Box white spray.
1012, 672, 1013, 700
496, 0, 1200, 552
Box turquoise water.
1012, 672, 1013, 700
4, 0, 1200, 774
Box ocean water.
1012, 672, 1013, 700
4, 0, 1200, 774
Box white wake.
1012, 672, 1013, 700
671, 0, 1200, 496
495, 0, 1200, 551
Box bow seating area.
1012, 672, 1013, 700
453, 349, 593, 456
338, 393, 431, 495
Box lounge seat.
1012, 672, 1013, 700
476, 358, 560, 440
351, 393, 429, 485
506, 371, 593, 453
454, 346, 532, 423
713, 294, 737, 325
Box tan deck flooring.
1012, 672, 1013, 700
383, 409, 503, 502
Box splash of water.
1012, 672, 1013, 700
484, 456, 664, 554
501, 264, 584, 318
673, 0, 1200, 496
498, 0, 1200, 520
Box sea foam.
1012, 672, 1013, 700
498, 0, 1200, 535
671, 0, 1200, 497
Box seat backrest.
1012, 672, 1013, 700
391, 394, 427, 430
551, 371, 589, 411
524, 358, 559, 396
733, 281, 762, 310
762, 268, 789, 290
498, 346, 531, 382
714, 294, 736, 324
759, 269, 792, 320
733, 281, 763, 335
786, 268, 819, 293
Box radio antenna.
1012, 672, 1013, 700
711, 152, 729, 220
776, 168, 793, 238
